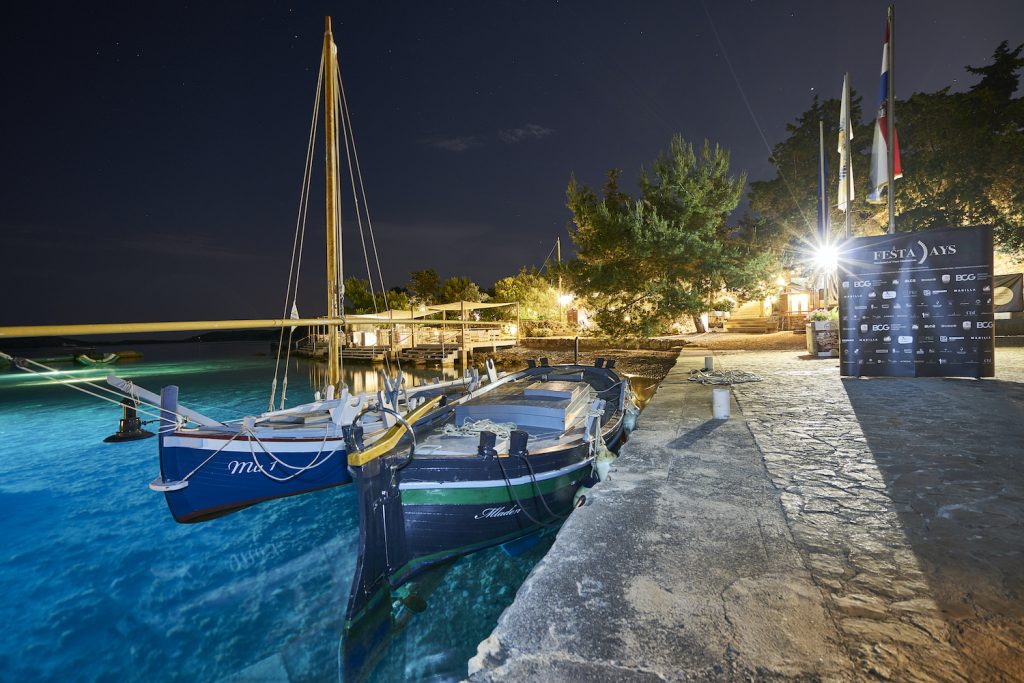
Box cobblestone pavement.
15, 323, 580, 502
721, 347, 1024, 681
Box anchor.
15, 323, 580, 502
104, 398, 155, 443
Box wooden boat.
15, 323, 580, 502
341, 359, 638, 680
130, 16, 468, 523
0, 17, 494, 525
75, 352, 120, 365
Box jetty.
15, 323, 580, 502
468, 348, 846, 679
293, 300, 521, 366
468, 346, 1024, 681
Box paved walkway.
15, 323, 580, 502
469, 347, 1024, 682
725, 348, 1024, 681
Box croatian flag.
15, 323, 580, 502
867, 15, 902, 204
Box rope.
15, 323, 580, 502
244, 427, 342, 482
687, 368, 762, 385
440, 418, 518, 439
493, 453, 562, 528
337, 62, 403, 379
7, 355, 190, 424
270, 50, 324, 410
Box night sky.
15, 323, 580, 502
2, 1, 1022, 326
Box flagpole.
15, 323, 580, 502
818, 119, 827, 242
818, 119, 832, 306
887, 5, 896, 234
844, 72, 853, 240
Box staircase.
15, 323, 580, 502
399, 345, 460, 366
725, 301, 776, 334
341, 346, 391, 363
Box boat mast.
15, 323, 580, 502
323, 17, 342, 387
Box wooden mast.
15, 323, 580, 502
323, 17, 342, 387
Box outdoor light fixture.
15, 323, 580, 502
812, 244, 839, 273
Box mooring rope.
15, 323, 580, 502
3, 353, 191, 424
244, 427, 341, 482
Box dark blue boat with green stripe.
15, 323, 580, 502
340, 359, 638, 680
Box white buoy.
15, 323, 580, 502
712, 387, 731, 419
704, 355, 715, 371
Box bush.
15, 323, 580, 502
521, 320, 579, 337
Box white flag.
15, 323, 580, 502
837, 74, 855, 212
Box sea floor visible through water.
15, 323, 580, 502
0, 341, 672, 682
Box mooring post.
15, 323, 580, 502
712, 387, 730, 420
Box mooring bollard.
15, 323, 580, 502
704, 355, 715, 371
712, 387, 731, 419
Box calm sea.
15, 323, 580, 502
0, 343, 552, 682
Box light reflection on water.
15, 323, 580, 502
0, 342, 540, 682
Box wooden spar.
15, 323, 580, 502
0, 317, 509, 339
324, 16, 342, 387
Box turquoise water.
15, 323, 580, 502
0, 343, 551, 682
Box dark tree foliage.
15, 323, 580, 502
566, 135, 776, 337
439, 276, 483, 305
751, 41, 1024, 255
748, 91, 875, 250
343, 278, 409, 314
407, 269, 440, 305
898, 41, 1024, 252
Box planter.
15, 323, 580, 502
806, 320, 840, 356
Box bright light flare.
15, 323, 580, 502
812, 244, 839, 272
558, 293, 574, 306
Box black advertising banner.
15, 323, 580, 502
994, 273, 1023, 313
839, 225, 994, 378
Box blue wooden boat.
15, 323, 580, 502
341, 360, 638, 680
128, 371, 485, 523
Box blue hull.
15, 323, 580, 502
341, 364, 630, 681
157, 434, 351, 523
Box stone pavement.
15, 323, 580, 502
469, 347, 1024, 682
723, 347, 1024, 681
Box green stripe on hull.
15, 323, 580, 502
400, 467, 590, 506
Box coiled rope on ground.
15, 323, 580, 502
687, 368, 762, 385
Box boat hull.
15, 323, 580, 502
342, 364, 630, 680
157, 433, 351, 523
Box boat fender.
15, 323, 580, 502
594, 357, 605, 368
477, 430, 497, 459
526, 358, 537, 368
485, 358, 498, 384
399, 594, 427, 614
594, 439, 615, 482
540, 357, 550, 367
606, 358, 617, 370
509, 430, 529, 457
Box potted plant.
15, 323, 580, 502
805, 308, 840, 356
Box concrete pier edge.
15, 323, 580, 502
467, 348, 852, 681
